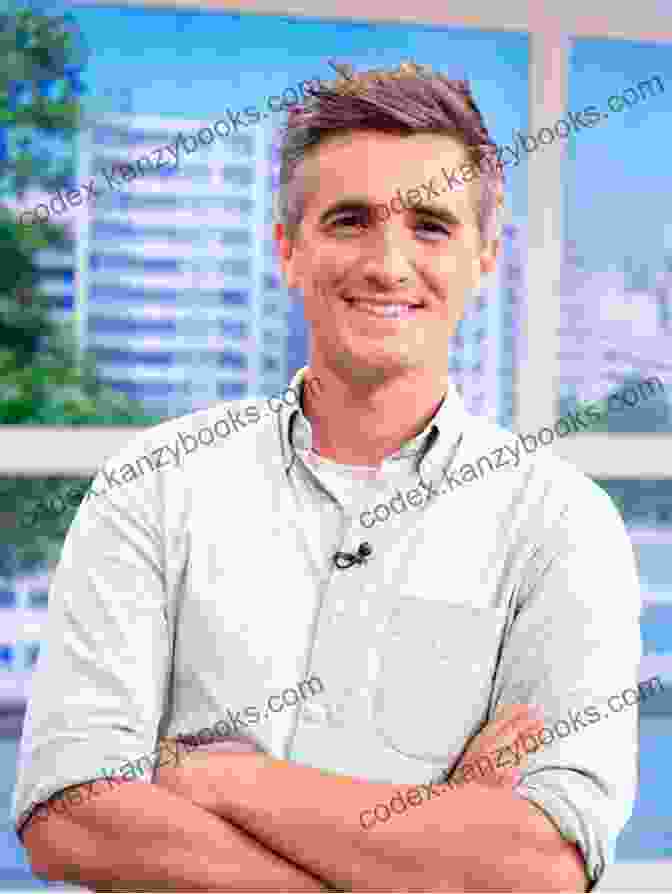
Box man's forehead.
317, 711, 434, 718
313, 130, 466, 173
299, 131, 476, 216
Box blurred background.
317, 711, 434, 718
0, 0, 670, 887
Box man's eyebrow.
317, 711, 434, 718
318, 199, 372, 224
412, 203, 463, 227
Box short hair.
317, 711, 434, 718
274, 60, 505, 247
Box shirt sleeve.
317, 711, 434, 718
490, 472, 643, 891
11, 433, 174, 840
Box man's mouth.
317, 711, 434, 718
343, 297, 425, 320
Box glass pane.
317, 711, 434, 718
2, 4, 528, 426
0, 475, 87, 623
560, 39, 672, 430
0, 476, 66, 885
0, 737, 43, 886
593, 479, 672, 860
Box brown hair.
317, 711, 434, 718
274, 60, 505, 246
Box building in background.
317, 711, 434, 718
77, 111, 290, 418
12, 105, 292, 422
559, 239, 672, 427
449, 221, 525, 429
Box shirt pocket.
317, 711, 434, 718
370, 595, 507, 762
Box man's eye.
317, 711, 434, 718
333, 214, 366, 228
416, 220, 451, 237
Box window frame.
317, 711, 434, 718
2, 1, 671, 880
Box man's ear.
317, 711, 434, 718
480, 198, 505, 274
480, 238, 500, 275
274, 221, 300, 289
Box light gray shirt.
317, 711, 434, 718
12, 367, 642, 890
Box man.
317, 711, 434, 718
15, 61, 641, 892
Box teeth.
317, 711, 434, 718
349, 300, 417, 318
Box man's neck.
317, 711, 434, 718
301, 365, 448, 467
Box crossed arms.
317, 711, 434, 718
154, 716, 589, 893
23, 705, 588, 892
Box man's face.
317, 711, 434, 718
275, 129, 500, 382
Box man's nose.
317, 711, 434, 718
357, 230, 416, 289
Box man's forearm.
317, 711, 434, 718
159, 752, 587, 892
23, 778, 326, 892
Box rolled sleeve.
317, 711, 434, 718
492, 475, 642, 890
11, 435, 173, 839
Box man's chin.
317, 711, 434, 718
334, 345, 418, 382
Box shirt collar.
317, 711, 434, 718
278, 366, 467, 478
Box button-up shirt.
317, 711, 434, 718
12, 367, 642, 891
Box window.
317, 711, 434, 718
89, 316, 175, 335
105, 381, 177, 397
91, 254, 179, 274
94, 349, 173, 366
560, 40, 672, 433
592, 479, 672, 859
221, 165, 253, 187
220, 259, 251, 277
220, 320, 248, 338
221, 229, 251, 246
98, 193, 179, 210
641, 604, 672, 654
91, 286, 178, 303
593, 478, 672, 528
40, 268, 73, 284
24, 642, 40, 668
52, 294, 74, 310
27, 590, 48, 609
220, 290, 249, 305
231, 135, 253, 156
219, 197, 253, 213
218, 350, 247, 370
92, 222, 136, 239
218, 382, 247, 399
94, 125, 127, 146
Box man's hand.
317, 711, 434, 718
153, 737, 237, 806
448, 703, 545, 789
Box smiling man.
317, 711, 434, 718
16, 61, 641, 892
